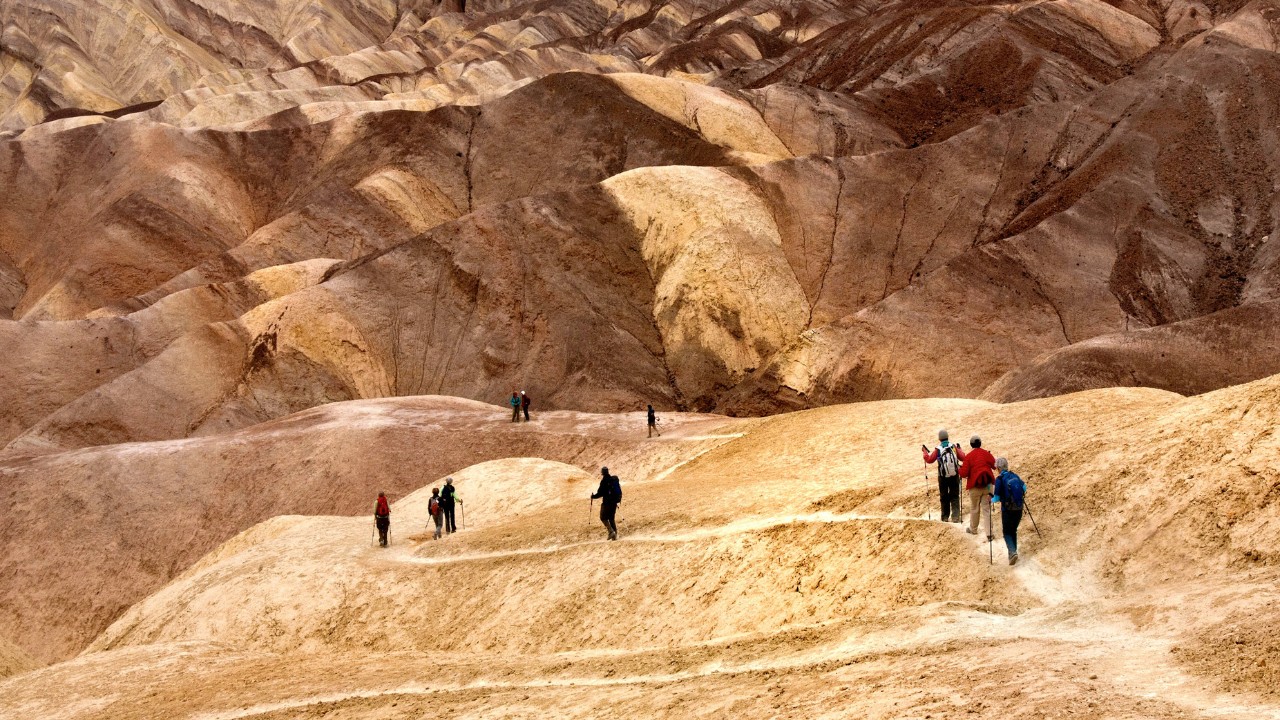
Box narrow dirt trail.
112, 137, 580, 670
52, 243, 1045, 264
379, 501, 1280, 720
393, 510, 937, 565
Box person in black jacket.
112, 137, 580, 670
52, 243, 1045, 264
647, 404, 660, 438
591, 467, 622, 540
440, 477, 461, 534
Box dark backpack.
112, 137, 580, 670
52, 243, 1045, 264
937, 445, 959, 479
606, 475, 622, 503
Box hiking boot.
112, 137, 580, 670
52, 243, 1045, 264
1009, 553, 1019, 566
965, 528, 976, 535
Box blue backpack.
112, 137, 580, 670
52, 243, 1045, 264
1003, 472, 1026, 506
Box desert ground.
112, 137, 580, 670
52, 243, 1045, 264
4, 0, 1280, 717
2, 373, 1279, 718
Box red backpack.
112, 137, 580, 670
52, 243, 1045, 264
428, 497, 440, 517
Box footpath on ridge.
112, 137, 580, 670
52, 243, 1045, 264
2, 374, 1280, 718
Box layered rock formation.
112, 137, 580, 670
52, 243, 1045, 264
3, 0, 1280, 694
3, 0, 1279, 458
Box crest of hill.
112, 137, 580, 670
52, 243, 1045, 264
91, 374, 1280, 680
0, 373, 1277, 717
0, 398, 738, 664
4, 0, 1280, 457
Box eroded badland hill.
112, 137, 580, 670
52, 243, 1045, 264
2, 0, 1280, 717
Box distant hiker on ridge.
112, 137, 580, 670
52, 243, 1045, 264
521, 390, 531, 422
428, 487, 444, 540
591, 467, 622, 540
374, 491, 391, 547
647, 404, 660, 438
440, 477, 461, 534
509, 391, 521, 423
992, 457, 1027, 565
922, 429, 963, 523
960, 436, 996, 540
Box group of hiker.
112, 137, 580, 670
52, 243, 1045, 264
506, 392, 662, 440
922, 429, 1029, 565
372, 467, 624, 545
372, 414, 1033, 560
371, 399, 666, 546
509, 391, 531, 422
372, 477, 462, 546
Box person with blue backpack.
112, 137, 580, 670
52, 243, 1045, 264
922, 429, 963, 522
991, 457, 1027, 565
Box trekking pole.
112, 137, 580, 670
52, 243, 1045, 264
925, 460, 931, 521
1024, 501, 1044, 539
460, 502, 465, 530
589, 497, 594, 524
988, 497, 994, 565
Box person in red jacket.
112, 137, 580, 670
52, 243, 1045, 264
960, 436, 996, 539
374, 491, 391, 547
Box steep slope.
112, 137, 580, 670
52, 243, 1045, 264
3, 372, 1278, 717
0, 635, 34, 679
0, 397, 740, 664
5, 0, 1280, 451
12, 25, 1280, 452
0, 0, 439, 131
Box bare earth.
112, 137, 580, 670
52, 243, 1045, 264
3, 1, 1280, 717
2, 372, 1279, 718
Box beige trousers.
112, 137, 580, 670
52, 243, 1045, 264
968, 486, 992, 538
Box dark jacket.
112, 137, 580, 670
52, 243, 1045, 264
522, 394, 530, 409
592, 473, 622, 505
440, 484, 457, 508
647, 406, 656, 423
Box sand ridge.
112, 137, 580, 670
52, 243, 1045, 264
0, 373, 1274, 717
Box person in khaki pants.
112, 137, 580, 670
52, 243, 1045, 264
960, 436, 997, 539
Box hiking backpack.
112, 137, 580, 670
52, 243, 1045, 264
428, 497, 440, 517
937, 445, 960, 479
1004, 473, 1027, 506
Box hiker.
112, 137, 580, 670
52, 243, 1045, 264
374, 491, 391, 547
992, 457, 1027, 565
440, 477, 461, 533
922, 429, 963, 523
591, 466, 622, 540
521, 390, 531, 421
647, 404, 660, 437
428, 487, 444, 540
509, 391, 521, 422
960, 435, 997, 539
